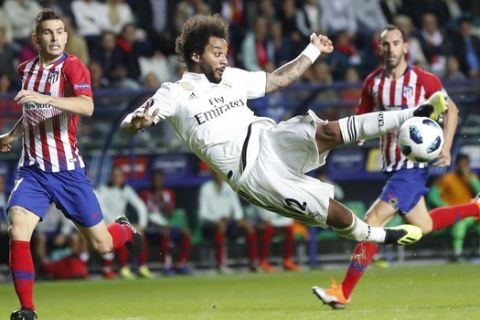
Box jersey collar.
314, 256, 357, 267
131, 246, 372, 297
183, 72, 209, 82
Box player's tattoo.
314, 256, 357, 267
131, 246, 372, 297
266, 56, 312, 94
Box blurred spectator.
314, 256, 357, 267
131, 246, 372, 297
417, 12, 447, 76
132, 0, 176, 56
19, 37, 37, 63
90, 31, 138, 88
380, 0, 406, 23
450, 14, 480, 78
63, 16, 90, 65
340, 66, 362, 102
355, 0, 388, 34
0, 73, 13, 93
174, 0, 211, 36
0, 26, 18, 81
71, 0, 109, 47
198, 171, 258, 273
248, 0, 276, 27
141, 72, 161, 88
0, 6, 14, 43
444, 55, 467, 80
218, 0, 247, 66
0, 72, 20, 113
142, 170, 192, 275
440, 0, 463, 22
3, 0, 43, 44
34, 204, 89, 280
139, 48, 174, 84
42, 0, 74, 17
276, 0, 304, 56
309, 61, 338, 102
241, 15, 274, 71
394, 15, 429, 68
88, 60, 110, 89
254, 206, 301, 272
296, 0, 323, 38
0, 175, 8, 230
116, 23, 147, 83
271, 20, 297, 67
104, 0, 134, 34
0, 175, 9, 280
428, 154, 480, 262
319, 0, 357, 35
328, 30, 362, 80
95, 167, 151, 279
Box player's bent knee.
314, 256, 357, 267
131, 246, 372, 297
92, 242, 113, 255
8, 224, 30, 241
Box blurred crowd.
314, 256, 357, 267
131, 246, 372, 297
0, 0, 480, 98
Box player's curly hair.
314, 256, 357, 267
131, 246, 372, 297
35, 8, 63, 33
175, 14, 229, 70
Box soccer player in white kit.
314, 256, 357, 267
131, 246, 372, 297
121, 15, 446, 250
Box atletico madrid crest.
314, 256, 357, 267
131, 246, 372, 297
48, 70, 59, 84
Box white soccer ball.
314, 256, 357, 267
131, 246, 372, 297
398, 117, 444, 163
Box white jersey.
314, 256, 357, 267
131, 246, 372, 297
126, 67, 335, 227
141, 67, 271, 182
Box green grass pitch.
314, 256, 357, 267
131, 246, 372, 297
1, 264, 479, 320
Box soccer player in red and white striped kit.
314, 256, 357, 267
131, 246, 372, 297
0, 9, 143, 320
313, 24, 480, 310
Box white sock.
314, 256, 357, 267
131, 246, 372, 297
338, 108, 416, 144
333, 215, 386, 243
79, 252, 90, 262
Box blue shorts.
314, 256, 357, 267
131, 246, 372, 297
380, 168, 428, 214
7, 166, 103, 228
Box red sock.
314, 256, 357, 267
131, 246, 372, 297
214, 232, 225, 265
260, 225, 274, 260
283, 226, 294, 260
9, 240, 35, 310
178, 235, 192, 264
159, 235, 170, 264
246, 232, 258, 263
107, 223, 133, 250
430, 203, 480, 231
138, 240, 149, 266
342, 242, 378, 299
116, 246, 129, 268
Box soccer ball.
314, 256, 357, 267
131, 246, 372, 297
398, 117, 444, 163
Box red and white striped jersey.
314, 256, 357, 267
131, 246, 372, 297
356, 65, 446, 172
18, 53, 92, 172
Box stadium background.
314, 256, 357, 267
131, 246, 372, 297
0, 0, 479, 270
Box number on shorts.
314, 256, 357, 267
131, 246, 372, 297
284, 198, 307, 212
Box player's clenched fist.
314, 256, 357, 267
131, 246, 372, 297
310, 33, 334, 54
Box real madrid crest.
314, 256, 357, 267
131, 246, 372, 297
180, 82, 194, 91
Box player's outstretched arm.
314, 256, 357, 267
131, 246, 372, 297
0, 116, 23, 152
14, 90, 94, 116
121, 99, 159, 135
265, 33, 333, 94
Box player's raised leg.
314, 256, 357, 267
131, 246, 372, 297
337, 91, 447, 146
310, 91, 447, 155
76, 217, 143, 256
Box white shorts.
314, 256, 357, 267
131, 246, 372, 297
235, 110, 334, 227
